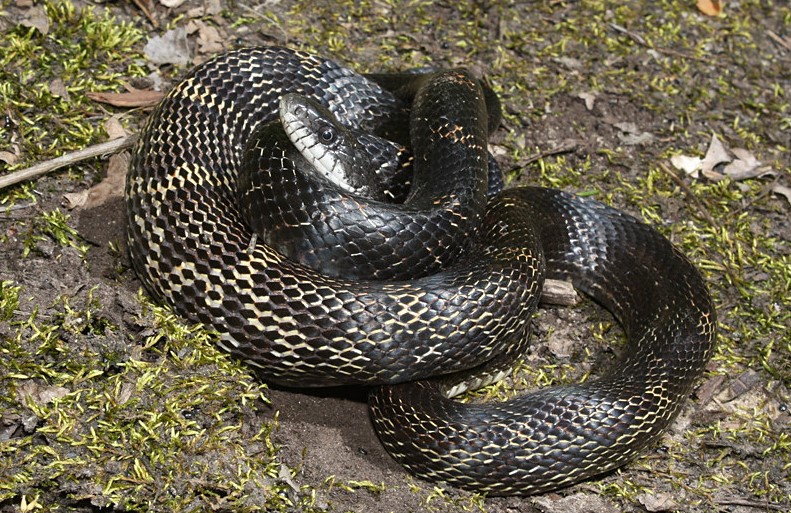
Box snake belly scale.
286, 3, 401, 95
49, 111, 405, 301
125, 46, 716, 495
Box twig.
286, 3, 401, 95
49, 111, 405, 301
609, 23, 708, 62
658, 162, 717, 227
716, 498, 786, 511
513, 139, 581, 170
0, 134, 138, 191
131, 0, 158, 28
658, 162, 741, 286
540, 278, 579, 306
767, 30, 791, 52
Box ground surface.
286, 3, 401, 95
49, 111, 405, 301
0, 1, 789, 512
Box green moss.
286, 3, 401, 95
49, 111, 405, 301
0, 290, 309, 512
0, 0, 144, 176
1, 0, 789, 510
22, 208, 88, 258
0, 281, 21, 322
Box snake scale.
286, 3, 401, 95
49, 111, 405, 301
125, 46, 716, 495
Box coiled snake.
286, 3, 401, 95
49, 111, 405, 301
126, 47, 716, 495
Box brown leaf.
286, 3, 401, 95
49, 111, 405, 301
48, 78, 70, 101
19, 5, 49, 35
63, 152, 129, 210
772, 184, 791, 205
697, 0, 723, 17
104, 115, 128, 140
696, 134, 729, 180
17, 381, 69, 406
670, 154, 703, 176
0, 150, 19, 166
87, 89, 164, 108
144, 27, 191, 66
187, 20, 225, 55
638, 492, 678, 512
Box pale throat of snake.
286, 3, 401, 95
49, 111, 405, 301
280, 93, 379, 197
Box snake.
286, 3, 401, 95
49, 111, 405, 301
125, 46, 717, 495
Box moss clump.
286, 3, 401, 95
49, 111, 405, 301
0, 288, 310, 512
0, 0, 144, 174
21, 208, 88, 258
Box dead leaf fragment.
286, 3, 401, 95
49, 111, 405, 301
86, 89, 164, 108
670, 154, 703, 175
722, 148, 763, 180
186, 0, 222, 17
614, 121, 654, 145
187, 19, 225, 55
697, 0, 723, 17
0, 151, 19, 166
104, 115, 128, 140
701, 134, 730, 176
577, 91, 598, 110
63, 152, 129, 210
638, 492, 678, 512
144, 27, 191, 66
62, 189, 89, 209
614, 121, 640, 134
18, 381, 69, 406
19, 4, 50, 35
619, 131, 654, 145
771, 184, 791, 205
48, 78, 71, 102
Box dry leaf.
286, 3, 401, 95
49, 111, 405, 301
577, 91, 598, 110
87, 89, 164, 108
191, 20, 225, 55
772, 184, 791, 205
62, 189, 89, 209
638, 492, 678, 512
104, 115, 128, 140
159, 0, 186, 7
0, 150, 19, 166
722, 148, 762, 180
697, 0, 723, 17
64, 152, 129, 210
699, 134, 730, 180
670, 154, 703, 176
186, 0, 222, 17
19, 4, 50, 34
619, 131, 654, 145
144, 26, 191, 66
17, 381, 69, 406
48, 78, 70, 101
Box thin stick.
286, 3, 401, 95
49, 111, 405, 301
658, 162, 717, 227
514, 139, 580, 170
658, 162, 741, 286
0, 134, 138, 191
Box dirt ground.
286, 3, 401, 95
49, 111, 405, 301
1, 1, 789, 512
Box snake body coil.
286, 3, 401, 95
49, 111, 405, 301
126, 47, 716, 495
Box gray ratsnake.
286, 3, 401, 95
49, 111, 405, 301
125, 46, 716, 495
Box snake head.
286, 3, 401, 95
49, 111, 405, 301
279, 93, 379, 196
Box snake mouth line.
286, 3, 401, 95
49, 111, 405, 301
280, 93, 361, 193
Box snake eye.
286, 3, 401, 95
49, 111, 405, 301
320, 126, 336, 143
